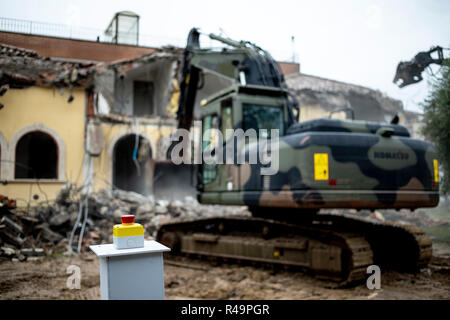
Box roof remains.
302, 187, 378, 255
286, 73, 404, 120
0, 43, 96, 89
0, 43, 182, 91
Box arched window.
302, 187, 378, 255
15, 131, 58, 179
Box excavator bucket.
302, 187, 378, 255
393, 61, 424, 88
394, 46, 444, 88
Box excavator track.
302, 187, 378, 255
293, 211, 433, 272
157, 210, 432, 285
157, 216, 374, 284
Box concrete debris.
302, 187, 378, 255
374, 210, 386, 222
0, 185, 250, 262
0, 195, 17, 209
323, 208, 440, 227
0, 43, 39, 58
55, 182, 72, 205
36, 223, 64, 243
48, 209, 71, 227
20, 248, 45, 257
112, 189, 150, 205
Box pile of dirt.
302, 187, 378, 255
324, 208, 449, 228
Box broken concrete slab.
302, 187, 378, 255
37, 224, 64, 243
20, 247, 45, 257
49, 209, 70, 227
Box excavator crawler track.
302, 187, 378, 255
291, 211, 433, 272
157, 216, 374, 284
157, 210, 432, 285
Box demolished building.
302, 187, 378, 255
285, 73, 423, 138
0, 43, 193, 204
0, 43, 95, 206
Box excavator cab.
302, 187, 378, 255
198, 84, 289, 196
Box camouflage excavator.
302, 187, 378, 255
157, 28, 440, 284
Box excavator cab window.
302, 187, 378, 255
221, 100, 233, 142
202, 114, 219, 185
242, 103, 284, 138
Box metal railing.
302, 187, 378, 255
0, 16, 185, 48
0, 16, 293, 61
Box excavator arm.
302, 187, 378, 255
175, 28, 298, 132
176, 28, 201, 130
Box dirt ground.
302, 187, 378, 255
0, 242, 449, 300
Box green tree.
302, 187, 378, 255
421, 60, 450, 196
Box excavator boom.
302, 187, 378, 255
176, 28, 298, 131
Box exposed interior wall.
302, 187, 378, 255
0, 87, 85, 205
112, 60, 177, 117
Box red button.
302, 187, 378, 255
121, 215, 135, 224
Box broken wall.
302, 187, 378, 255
90, 51, 199, 199
95, 52, 179, 118
286, 73, 404, 124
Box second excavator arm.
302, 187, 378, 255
394, 46, 447, 88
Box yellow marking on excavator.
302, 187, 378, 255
433, 159, 439, 182
314, 153, 329, 180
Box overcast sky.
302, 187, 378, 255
1, 0, 449, 113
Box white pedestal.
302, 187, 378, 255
90, 240, 170, 300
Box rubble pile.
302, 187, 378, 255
324, 208, 448, 227
0, 186, 250, 262
2, 184, 447, 262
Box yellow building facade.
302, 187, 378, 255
0, 87, 85, 205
